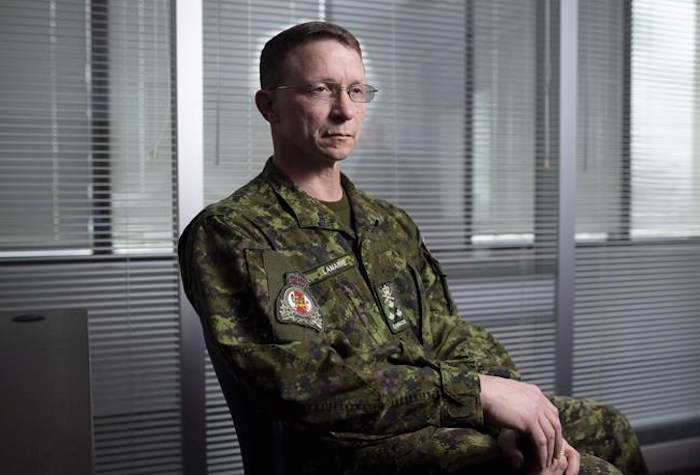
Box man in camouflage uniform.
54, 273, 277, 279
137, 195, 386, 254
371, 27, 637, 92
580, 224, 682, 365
179, 22, 649, 474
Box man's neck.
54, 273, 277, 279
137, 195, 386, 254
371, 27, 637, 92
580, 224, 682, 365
272, 155, 344, 202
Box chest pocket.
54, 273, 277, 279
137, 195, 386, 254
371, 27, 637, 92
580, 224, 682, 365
370, 248, 423, 337
244, 249, 325, 343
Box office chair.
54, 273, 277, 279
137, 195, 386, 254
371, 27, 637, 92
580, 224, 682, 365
204, 334, 287, 475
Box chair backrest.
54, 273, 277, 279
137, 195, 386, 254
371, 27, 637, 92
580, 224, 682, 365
204, 335, 287, 475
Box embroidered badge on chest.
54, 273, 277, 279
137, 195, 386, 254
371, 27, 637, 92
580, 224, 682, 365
379, 282, 408, 332
276, 272, 323, 332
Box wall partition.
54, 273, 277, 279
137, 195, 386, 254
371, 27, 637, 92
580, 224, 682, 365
0, 1, 182, 473
574, 0, 700, 441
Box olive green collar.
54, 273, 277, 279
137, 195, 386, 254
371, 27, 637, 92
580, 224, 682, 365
262, 157, 383, 236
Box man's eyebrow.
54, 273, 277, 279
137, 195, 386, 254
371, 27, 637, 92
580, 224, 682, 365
308, 78, 366, 84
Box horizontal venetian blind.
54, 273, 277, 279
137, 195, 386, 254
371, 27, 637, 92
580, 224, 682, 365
202, 2, 323, 472
202, 1, 559, 469
202, 0, 323, 205
338, 0, 558, 389
0, 1, 182, 473
574, 0, 700, 433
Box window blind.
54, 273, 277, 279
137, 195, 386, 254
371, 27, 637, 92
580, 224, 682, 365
452, 0, 558, 389
0, 1, 182, 473
202, 1, 559, 471
202, 2, 325, 472
574, 0, 700, 434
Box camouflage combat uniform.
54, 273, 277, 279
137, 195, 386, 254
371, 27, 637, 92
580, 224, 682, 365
179, 159, 648, 474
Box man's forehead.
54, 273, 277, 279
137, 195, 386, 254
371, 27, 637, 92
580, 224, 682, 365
282, 39, 365, 79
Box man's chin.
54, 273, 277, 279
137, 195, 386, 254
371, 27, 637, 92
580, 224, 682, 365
317, 149, 353, 163
315, 140, 356, 162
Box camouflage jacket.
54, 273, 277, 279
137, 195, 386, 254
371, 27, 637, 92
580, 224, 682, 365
178, 159, 520, 468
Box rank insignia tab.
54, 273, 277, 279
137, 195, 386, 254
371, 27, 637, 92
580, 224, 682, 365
378, 282, 408, 333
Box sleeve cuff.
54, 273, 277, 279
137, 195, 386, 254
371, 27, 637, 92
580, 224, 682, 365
438, 360, 484, 428
481, 366, 521, 381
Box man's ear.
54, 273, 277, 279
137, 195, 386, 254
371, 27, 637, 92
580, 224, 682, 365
255, 89, 278, 123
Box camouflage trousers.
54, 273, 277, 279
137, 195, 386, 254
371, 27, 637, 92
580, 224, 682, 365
337, 396, 649, 475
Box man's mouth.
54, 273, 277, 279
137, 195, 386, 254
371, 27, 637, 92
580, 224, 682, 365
324, 132, 353, 138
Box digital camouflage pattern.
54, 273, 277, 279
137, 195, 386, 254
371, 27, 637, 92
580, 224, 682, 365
331, 396, 646, 475
552, 396, 649, 475
179, 159, 648, 474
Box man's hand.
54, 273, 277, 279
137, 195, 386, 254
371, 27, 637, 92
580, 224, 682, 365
560, 441, 580, 475
499, 429, 580, 475
536, 439, 579, 475
479, 375, 563, 469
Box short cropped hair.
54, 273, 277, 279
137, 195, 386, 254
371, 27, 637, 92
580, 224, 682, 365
259, 21, 362, 89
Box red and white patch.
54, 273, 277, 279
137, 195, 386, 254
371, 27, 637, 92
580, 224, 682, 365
276, 272, 323, 332
284, 287, 314, 315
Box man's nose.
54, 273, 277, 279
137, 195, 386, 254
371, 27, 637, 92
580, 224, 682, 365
329, 89, 357, 121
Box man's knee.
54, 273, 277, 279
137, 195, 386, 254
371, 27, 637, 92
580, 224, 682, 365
554, 396, 649, 474
593, 401, 638, 448
553, 396, 629, 437
553, 397, 630, 452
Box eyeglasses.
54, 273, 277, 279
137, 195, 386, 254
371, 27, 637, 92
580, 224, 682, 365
269, 81, 378, 103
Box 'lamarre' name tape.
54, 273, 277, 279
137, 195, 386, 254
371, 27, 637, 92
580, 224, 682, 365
304, 254, 356, 284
